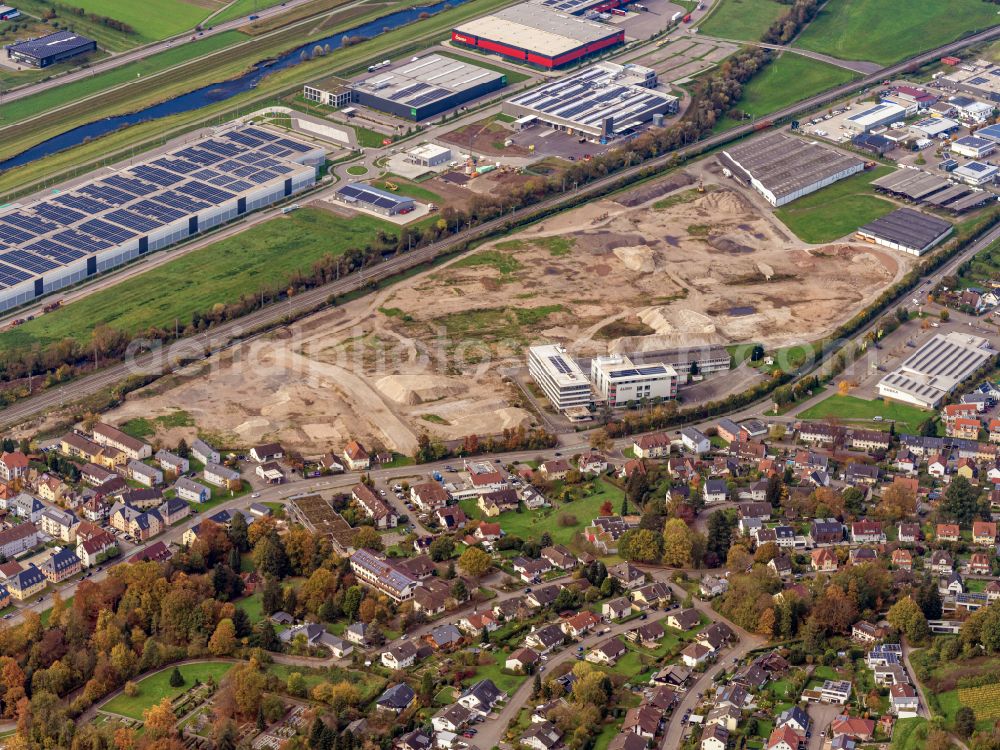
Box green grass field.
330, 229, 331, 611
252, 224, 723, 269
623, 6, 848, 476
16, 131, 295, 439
371, 179, 442, 204
794, 0, 1000, 65
238, 591, 265, 622
0, 32, 245, 130
57, 0, 216, 41
211, 0, 289, 25
102, 661, 234, 719
730, 54, 857, 118
798, 394, 930, 433
459, 479, 625, 545
774, 165, 896, 243
891, 718, 928, 750
698, 0, 787, 41
0, 208, 391, 352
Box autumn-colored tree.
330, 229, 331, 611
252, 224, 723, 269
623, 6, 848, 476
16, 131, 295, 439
358, 597, 377, 624
876, 483, 917, 522
888, 596, 929, 644
458, 547, 492, 578
353, 526, 383, 552
208, 618, 237, 656
757, 607, 776, 638
599, 500, 613, 516
143, 698, 177, 739
662, 518, 696, 568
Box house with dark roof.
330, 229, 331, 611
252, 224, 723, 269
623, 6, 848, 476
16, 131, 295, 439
458, 679, 505, 715
376, 683, 415, 713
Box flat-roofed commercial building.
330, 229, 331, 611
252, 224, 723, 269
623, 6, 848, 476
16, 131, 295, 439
954, 161, 999, 186
303, 77, 351, 107
334, 183, 416, 215
352, 53, 506, 120
527, 344, 593, 412
856, 208, 953, 256
844, 102, 907, 133
877, 332, 995, 408
951, 136, 995, 159
6, 31, 95, 68
720, 132, 865, 207
407, 143, 452, 167
503, 62, 678, 140
452, 4, 623, 69
591, 354, 677, 407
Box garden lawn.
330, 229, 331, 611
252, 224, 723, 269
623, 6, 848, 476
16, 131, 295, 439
794, 0, 1000, 66
0, 209, 393, 352
797, 394, 930, 434
464, 654, 526, 695
891, 717, 928, 750
460, 479, 625, 545
698, 0, 786, 41
774, 166, 895, 243
102, 661, 234, 720
729, 54, 857, 118
237, 591, 264, 623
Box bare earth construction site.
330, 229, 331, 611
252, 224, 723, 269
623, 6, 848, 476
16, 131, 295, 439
104, 171, 908, 455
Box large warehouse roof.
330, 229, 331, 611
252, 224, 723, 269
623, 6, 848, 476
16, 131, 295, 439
0, 126, 319, 292
722, 132, 864, 203
352, 54, 504, 110
505, 62, 677, 136
454, 5, 618, 57
878, 332, 995, 408
857, 208, 952, 252
528, 0, 603, 14
6, 30, 94, 58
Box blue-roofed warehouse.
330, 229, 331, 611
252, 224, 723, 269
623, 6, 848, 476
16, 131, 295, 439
334, 183, 416, 216
6, 31, 96, 68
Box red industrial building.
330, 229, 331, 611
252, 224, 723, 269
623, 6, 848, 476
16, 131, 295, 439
451, 5, 624, 69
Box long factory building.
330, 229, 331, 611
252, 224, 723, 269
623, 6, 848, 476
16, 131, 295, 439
452, 4, 623, 69
877, 332, 995, 409
0, 125, 324, 313
504, 62, 678, 140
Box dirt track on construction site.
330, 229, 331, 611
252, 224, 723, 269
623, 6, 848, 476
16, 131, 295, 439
99, 173, 906, 456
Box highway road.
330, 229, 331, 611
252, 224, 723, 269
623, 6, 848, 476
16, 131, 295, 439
0, 0, 317, 105
4, 22, 1000, 432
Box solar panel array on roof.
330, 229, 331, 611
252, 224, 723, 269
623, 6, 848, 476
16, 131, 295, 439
0, 125, 321, 293
336, 183, 413, 211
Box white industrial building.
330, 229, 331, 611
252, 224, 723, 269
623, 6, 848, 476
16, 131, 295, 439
407, 143, 452, 167
527, 344, 593, 412
0, 124, 323, 313
954, 161, 999, 186
844, 102, 907, 133
591, 354, 677, 407
877, 332, 995, 408
951, 136, 995, 159
720, 132, 864, 207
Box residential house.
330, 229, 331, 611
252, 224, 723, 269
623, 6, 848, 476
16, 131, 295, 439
478, 488, 518, 516
624, 705, 661, 739
7, 564, 45, 600
705, 705, 740, 732
811, 547, 838, 572
154, 450, 188, 476
432, 704, 473, 734
376, 683, 415, 714
949, 417, 982, 440
512, 557, 551, 583
203, 462, 242, 490
680, 427, 711, 455
700, 575, 729, 598
776, 706, 809, 735
158, 497, 191, 526
681, 642, 711, 667
829, 716, 874, 741
969, 552, 992, 575
633, 433, 672, 459
411, 482, 450, 512
852, 621, 887, 644
892, 548, 913, 570
603, 597, 633, 620
850, 429, 891, 453
522, 721, 563, 750
343, 441, 370, 471
76, 531, 116, 568
36, 475, 68, 505
190, 438, 220, 466
436, 506, 466, 531
506, 647, 540, 672
629, 620, 666, 648
0, 523, 38, 558
250, 443, 284, 463
92, 423, 151, 461
0, 451, 28, 482
973, 520, 997, 544
459, 612, 499, 636
382, 640, 419, 670
562, 611, 600, 638
667, 608, 701, 631
766, 727, 801, 750
38, 507, 76, 543
539, 459, 570, 480
850, 520, 885, 544
127, 460, 162, 488
353, 484, 398, 529
810, 519, 844, 546
579, 453, 608, 475
427, 623, 464, 651
174, 477, 211, 504
542, 545, 577, 570
609, 562, 645, 590
255, 462, 284, 484
701, 725, 728, 750
349, 550, 418, 602
798, 422, 840, 445
633, 581, 672, 608
930, 550, 954, 574
897, 523, 920, 543
526, 623, 565, 653
458, 679, 505, 716
587, 637, 627, 665
890, 684, 920, 717
698, 622, 735, 652
40, 547, 81, 583
768, 555, 793, 578
526, 585, 560, 609
845, 463, 879, 486
704, 478, 727, 505
584, 515, 638, 555
937, 523, 961, 542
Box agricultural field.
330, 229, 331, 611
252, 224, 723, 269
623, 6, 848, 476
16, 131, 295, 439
724, 53, 857, 121
54, 0, 217, 41
697, 0, 786, 41
954, 239, 1000, 290
102, 662, 234, 719
0, 208, 392, 352
797, 394, 930, 434
211, 0, 290, 24
773, 166, 896, 244
794, 0, 1000, 65
958, 684, 1000, 720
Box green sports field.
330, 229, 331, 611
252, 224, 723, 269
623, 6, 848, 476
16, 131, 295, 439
794, 0, 1000, 65
773, 165, 896, 244
0, 208, 393, 352
797, 394, 930, 433
698, 0, 786, 41
102, 661, 234, 719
